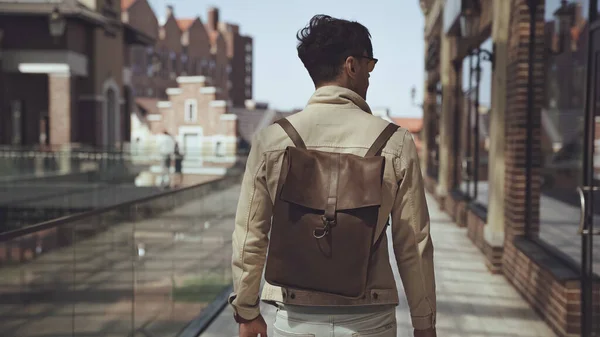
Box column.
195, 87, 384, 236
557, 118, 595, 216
420, 37, 430, 173
485, 0, 512, 246
436, 33, 458, 197
48, 72, 72, 173
504, 0, 544, 240
48, 72, 71, 146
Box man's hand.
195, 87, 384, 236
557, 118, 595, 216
239, 314, 268, 337
414, 327, 436, 337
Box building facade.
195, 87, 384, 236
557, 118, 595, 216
0, 1, 253, 151
419, 0, 600, 336
218, 19, 254, 108
0, 0, 151, 149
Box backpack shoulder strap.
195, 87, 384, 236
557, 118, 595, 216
275, 118, 307, 149
365, 123, 400, 157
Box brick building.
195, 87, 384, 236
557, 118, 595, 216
218, 17, 254, 107
123, 3, 254, 153
156, 76, 237, 164
0, 0, 152, 148
419, 0, 600, 336
0, 1, 253, 151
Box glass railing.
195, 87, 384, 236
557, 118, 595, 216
0, 174, 239, 337
0, 146, 146, 233
0, 145, 135, 182
0, 145, 248, 233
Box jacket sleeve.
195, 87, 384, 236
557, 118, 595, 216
391, 131, 437, 330
228, 132, 273, 321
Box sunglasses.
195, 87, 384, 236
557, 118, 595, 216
353, 55, 378, 72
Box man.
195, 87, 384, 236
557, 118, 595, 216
229, 14, 436, 337
171, 142, 184, 188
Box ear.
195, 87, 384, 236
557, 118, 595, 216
344, 56, 358, 79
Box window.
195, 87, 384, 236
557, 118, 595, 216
427, 82, 441, 180
245, 54, 252, 63
184, 99, 198, 123
245, 43, 252, 52
215, 141, 224, 157
201, 59, 208, 75
245, 89, 251, 98
170, 51, 178, 75
245, 76, 252, 85
181, 53, 188, 75
531, 0, 590, 267
195, 59, 202, 75
227, 65, 232, 74
146, 48, 155, 77
457, 37, 493, 210
162, 51, 168, 78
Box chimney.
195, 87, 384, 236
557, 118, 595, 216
166, 5, 174, 18
208, 7, 219, 31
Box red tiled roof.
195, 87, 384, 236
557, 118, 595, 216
177, 19, 195, 31
121, 0, 137, 10
390, 117, 423, 133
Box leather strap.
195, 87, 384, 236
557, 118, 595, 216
364, 123, 400, 157
275, 118, 306, 149
324, 153, 340, 221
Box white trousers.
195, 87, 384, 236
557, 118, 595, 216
273, 307, 397, 337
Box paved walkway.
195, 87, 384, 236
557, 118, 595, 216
202, 193, 557, 337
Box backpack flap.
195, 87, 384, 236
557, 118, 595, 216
279, 146, 384, 211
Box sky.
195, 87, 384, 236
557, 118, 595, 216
148, 0, 426, 117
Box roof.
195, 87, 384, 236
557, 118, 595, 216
231, 107, 270, 145
135, 97, 160, 115
121, 0, 137, 10
390, 117, 423, 133
177, 19, 196, 31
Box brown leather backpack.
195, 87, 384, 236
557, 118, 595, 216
265, 118, 399, 298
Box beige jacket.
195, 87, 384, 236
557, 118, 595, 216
229, 86, 436, 330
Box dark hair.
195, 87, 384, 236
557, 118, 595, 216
296, 15, 373, 85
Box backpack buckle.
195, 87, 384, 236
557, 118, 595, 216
314, 216, 336, 239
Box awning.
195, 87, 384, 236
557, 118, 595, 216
0, 2, 110, 27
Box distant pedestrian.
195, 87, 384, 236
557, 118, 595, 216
158, 130, 174, 189
172, 142, 184, 188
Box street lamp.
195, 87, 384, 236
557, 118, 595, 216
49, 7, 66, 43
411, 86, 423, 108
460, 0, 481, 39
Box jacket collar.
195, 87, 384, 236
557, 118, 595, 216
306, 85, 372, 114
